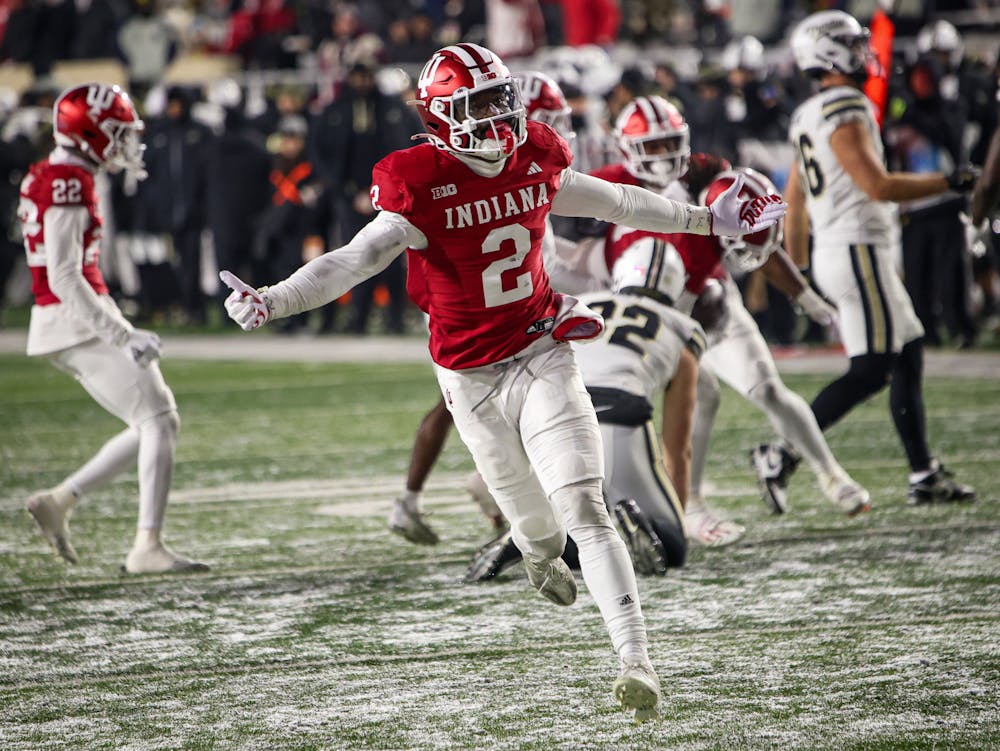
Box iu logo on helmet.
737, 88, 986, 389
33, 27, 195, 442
85, 85, 117, 119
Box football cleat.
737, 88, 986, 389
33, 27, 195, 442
820, 473, 872, 516
26, 490, 78, 564
907, 464, 977, 506
464, 529, 523, 582
523, 554, 577, 606
684, 503, 745, 547
613, 499, 669, 576
613, 659, 661, 723
388, 498, 440, 545
123, 543, 210, 574
749, 443, 801, 514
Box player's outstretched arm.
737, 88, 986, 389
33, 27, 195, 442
550, 169, 786, 238
830, 120, 976, 203
661, 347, 698, 510
220, 212, 424, 331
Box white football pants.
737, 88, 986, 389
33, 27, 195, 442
436, 337, 648, 660
48, 337, 179, 530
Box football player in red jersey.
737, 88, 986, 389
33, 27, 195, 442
18, 83, 208, 574
386, 70, 596, 548
221, 43, 785, 721
597, 96, 870, 534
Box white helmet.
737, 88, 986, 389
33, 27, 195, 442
614, 95, 690, 188
611, 236, 687, 306
916, 20, 964, 70
700, 167, 784, 273
790, 10, 872, 77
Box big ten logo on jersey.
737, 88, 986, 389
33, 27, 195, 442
432, 183, 457, 200
52, 178, 83, 204
86, 84, 117, 118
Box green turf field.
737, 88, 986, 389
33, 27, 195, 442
1, 352, 998, 750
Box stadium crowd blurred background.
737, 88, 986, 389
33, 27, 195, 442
1, 0, 998, 345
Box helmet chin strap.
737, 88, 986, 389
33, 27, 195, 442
451, 149, 509, 177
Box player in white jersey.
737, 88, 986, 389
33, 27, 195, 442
766, 10, 979, 505
19, 83, 208, 574
221, 43, 786, 721
596, 97, 871, 523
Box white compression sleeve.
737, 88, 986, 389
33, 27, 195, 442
551, 168, 713, 236
44, 207, 132, 345
264, 212, 426, 319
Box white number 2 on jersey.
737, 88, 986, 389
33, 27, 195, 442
481, 223, 533, 308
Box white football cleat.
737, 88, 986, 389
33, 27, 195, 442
684, 502, 745, 547
613, 659, 661, 723
26, 490, 78, 564
388, 498, 440, 545
123, 542, 210, 574
523, 554, 577, 606
820, 473, 872, 517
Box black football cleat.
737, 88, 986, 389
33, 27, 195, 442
907, 464, 977, 506
613, 499, 669, 576
464, 530, 523, 583
749, 443, 801, 514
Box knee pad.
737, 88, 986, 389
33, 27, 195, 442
550, 480, 615, 543
140, 409, 180, 439
747, 376, 786, 412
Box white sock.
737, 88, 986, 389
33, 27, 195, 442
748, 378, 841, 478
133, 527, 162, 552
67, 428, 140, 496
137, 411, 178, 530
399, 489, 421, 513
550, 481, 648, 659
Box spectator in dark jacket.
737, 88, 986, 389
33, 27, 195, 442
309, 59, 417, 334
135, 86, 212, 323
206, 105, 273, 295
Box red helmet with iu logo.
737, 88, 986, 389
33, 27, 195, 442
414, 43, 527, 162
515, 70, 574, 140
701, 167, 784, 272
615, 95, 690, 188
53, 82, 146, 176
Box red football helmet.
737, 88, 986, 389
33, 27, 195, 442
414, 43, 526, 162
53, 83, 145, 176
615, 95, 690, 188
515, 70, 574, 140
701, 167, 784, 272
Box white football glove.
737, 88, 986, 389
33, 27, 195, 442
122, 328, 161, 366
220, 270, 270, 331
959, 212, 989, 259
709, 174, 788, 237
795, 287, 838, 327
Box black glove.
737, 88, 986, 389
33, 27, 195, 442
946, 165, 981, 193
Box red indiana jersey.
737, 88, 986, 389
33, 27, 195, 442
373, 120, 573, 369
591, 162, 725, 297
19, 159, 107, 305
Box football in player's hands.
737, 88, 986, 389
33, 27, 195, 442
690, 280, 729, 335
220, 270, 270, 331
